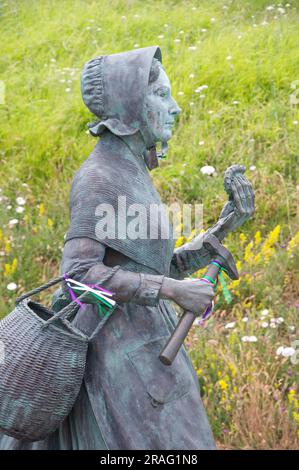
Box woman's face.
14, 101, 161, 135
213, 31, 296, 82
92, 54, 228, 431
142, 66, 182, 144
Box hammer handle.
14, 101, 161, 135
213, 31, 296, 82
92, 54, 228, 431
159, 263, 220, 366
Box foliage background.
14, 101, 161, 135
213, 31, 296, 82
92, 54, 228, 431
0, 0, 298, 449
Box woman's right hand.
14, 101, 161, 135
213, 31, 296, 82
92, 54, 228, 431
160, 277, 216, 316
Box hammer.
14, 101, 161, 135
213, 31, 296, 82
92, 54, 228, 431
159, 233, 239, 365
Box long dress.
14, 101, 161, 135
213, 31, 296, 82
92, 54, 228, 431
0, 237, 216, 450
0, 130, 216, 450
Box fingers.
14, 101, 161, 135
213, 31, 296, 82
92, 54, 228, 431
229, 172, 255, 218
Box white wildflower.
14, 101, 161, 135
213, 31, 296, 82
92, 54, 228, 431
282, 347, 295, 357
65, 88, 71, 92
199, 140, 205, 146
226, 55, 232, 61
7, 283, 17, 291
261, 309, 269, 317
225, 321, 236, 329
16, 197, 25, 205
250, 165, 256, 171
177, 91, 184, 96
200, 165, 216, 176
189, 73, 195, 78
242, 317, 249, 322
16, 206, 24, 213
8, 219, 18, 227
261, 322, 269, 328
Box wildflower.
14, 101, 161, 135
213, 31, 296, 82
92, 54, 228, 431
242, 317, 248, 322
175, 236, 185, 248
188, 46, 197, 51
261, 309, 269, 317
195, 85, 208, 93
218, 379, 228, 391
7, 282, 17, 291
200, 165, 215, 176
261, 322, 269, 328
16, 197, 25, 205
293, 120, 298, 125
254, 231, 262, 245
8, 219, 18, 228
210, 17, 216, 23
47, 218, 54, 228
189, 102, 194, 107
242, 336, 257, 342
65, 88, 71, 92
157, 35, 164, 39
174, 39, 180, 43
233, 100, 239, 105
282, 347, 296, 358
276, 346, 296, 358
177, 91, 184, 96
39, 203, 45, 216
239, 233, 246, 243
16, 206, 24, 213
199, 140, 205, 146
250, 165, 256, 171
288, 389, 295, 404
244, 241, 254, 263
189, 73, 195, 78
226, 55, 232, 61
225, 321, 236, 329
289, 326, 295, 332
277, 7, 285, 14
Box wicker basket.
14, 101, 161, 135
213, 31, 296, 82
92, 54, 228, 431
0, 265, 120, 442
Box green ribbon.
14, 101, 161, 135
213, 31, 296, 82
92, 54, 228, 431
219, 270, 233, 304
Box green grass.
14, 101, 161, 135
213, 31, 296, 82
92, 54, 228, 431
0, 0, 298, 449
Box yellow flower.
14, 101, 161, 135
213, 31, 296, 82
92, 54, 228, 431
240, 233, 247, 243
47, 218, 54, 228
186, 229, 196, 243
175, 236, 185, 248
0, 228, 2, 243
218, 379, 229, 391
3, 258, 17, 277
254, 230, 262, 245
196, 368, 203, 375
39, 203, 45, 216
287, 230, 299, 255
292, 411, 299, 423
4, 238, 10, 254
244, 241, 254, 264
288, 389, 295, 404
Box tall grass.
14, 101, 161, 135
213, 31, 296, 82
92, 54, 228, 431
0, 0, 298, 449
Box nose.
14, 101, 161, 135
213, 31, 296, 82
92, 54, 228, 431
169, 98, 182, 116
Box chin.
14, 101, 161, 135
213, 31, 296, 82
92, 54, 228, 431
160, 130, 173, 142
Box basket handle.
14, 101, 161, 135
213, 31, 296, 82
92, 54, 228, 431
15, 264, 106, 304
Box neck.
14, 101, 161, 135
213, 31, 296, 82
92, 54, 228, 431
99, 128, 148, 157
120, 131, 148, 158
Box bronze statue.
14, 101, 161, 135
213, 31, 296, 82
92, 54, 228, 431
0, 46, 254, 450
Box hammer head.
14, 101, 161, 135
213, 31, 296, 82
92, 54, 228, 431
203, 233, 239, 280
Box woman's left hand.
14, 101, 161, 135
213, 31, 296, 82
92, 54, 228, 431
214, 164, 255, 236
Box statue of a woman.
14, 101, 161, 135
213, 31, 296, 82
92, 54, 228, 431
0, 46, 254, 450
